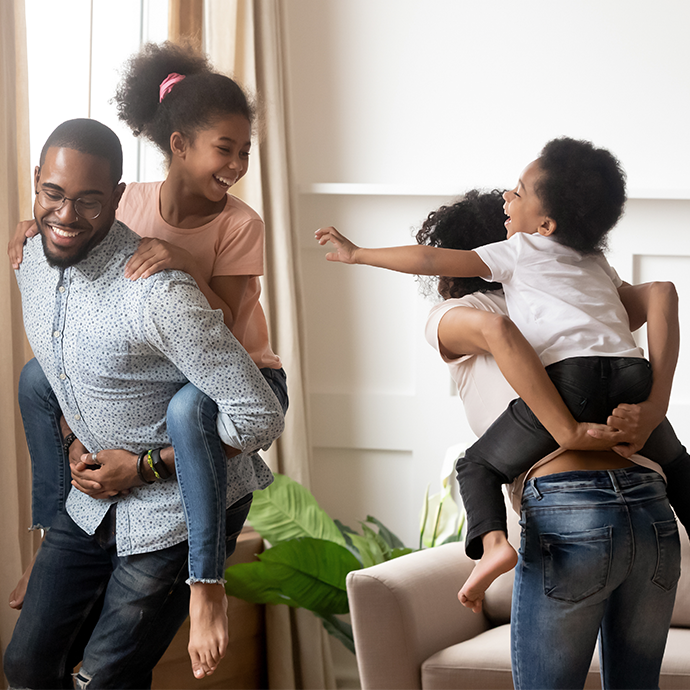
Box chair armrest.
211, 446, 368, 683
346, 542, 492, 690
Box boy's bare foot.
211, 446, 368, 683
188, 582, 229, 679
9, 552, 38, 610
458, 531, 518, 614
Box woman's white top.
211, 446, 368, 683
424, 289, 663, 513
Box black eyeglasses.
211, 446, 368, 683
35, 188, 103, 220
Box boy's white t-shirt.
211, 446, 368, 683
473, 233, 643, 367
424, 289, 663, 513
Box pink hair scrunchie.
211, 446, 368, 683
159, 72, 186, 103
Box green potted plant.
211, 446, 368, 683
225, 447, 466, 653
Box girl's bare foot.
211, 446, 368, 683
188, 582, 228, 679
458, 531, 518, 613
9, 551, 38, 610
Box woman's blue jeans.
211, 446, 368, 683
18, 358, 288, 582
457, 356, 690, 558
511, 466, 680, 690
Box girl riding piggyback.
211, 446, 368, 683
10, 41, 287, 680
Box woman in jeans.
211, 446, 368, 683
419, 190, 681, 689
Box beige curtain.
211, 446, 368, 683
198, 1, 334, 687
0, 0, 39, 684
201, 0, 315, 510
169, 0, 203, 49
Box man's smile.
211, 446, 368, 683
48, 223, 82, 239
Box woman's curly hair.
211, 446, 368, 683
114, 41, 254, 162
535, 137, 626, 254
415, 189, 506, 300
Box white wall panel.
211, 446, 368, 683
284, 0, 690, 197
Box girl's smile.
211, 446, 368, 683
174, 113, 252, 205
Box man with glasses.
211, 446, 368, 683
3, 118, 284, 688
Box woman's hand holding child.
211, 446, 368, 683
588, 400, 666, 458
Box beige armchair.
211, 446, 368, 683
347, 508, 690, 689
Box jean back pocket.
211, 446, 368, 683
541, 525, 612, 602
652, 519, 681, 591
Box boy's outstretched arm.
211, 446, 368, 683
315, 226, 491, 278
589, 281, 679, 457
438, 306, 619, 451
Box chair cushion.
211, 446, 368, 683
420, 624, 690, 690
421, 624, 603, 690
421, 626, 514, 690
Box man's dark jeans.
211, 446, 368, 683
3, 495, 252, 689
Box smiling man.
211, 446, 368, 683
33, 134, 125, 268
4, 118, 283, 688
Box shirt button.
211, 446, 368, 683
53, 331, 61, 338
74, 414, 81, 421
59, 286, 66, 293
59, 373, 66, 380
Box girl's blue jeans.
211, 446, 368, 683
18, 357, 288, 583
512, 466, 680, 690
457, 356, 690, 559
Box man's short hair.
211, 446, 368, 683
40, 119, 123, 185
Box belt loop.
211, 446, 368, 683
607, 470, 622, 493
529, 480, 543, 500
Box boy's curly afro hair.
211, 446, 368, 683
535, 137, 626, 254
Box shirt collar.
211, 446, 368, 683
72, 220, 127, 282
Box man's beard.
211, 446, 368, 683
40, 230, 93, 269
38, 218, 108, 269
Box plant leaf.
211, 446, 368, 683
420, 489, 459, 548
225, 537, 361, 616
332, 519, 371, 562
316, 614, 355, 654
346, 531, 386, 568
419, 484, 430, 549
248, 473, 345, 546
334, 519, 357, 547
364, 515, 407, 549
360, 522, 393, 559
390, 546, 415, 559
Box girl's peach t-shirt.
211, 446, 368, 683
117, 181, 281, 370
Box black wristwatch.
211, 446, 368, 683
62, 432, 77, 455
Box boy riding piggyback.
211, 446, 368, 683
316, 137, 690, 611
